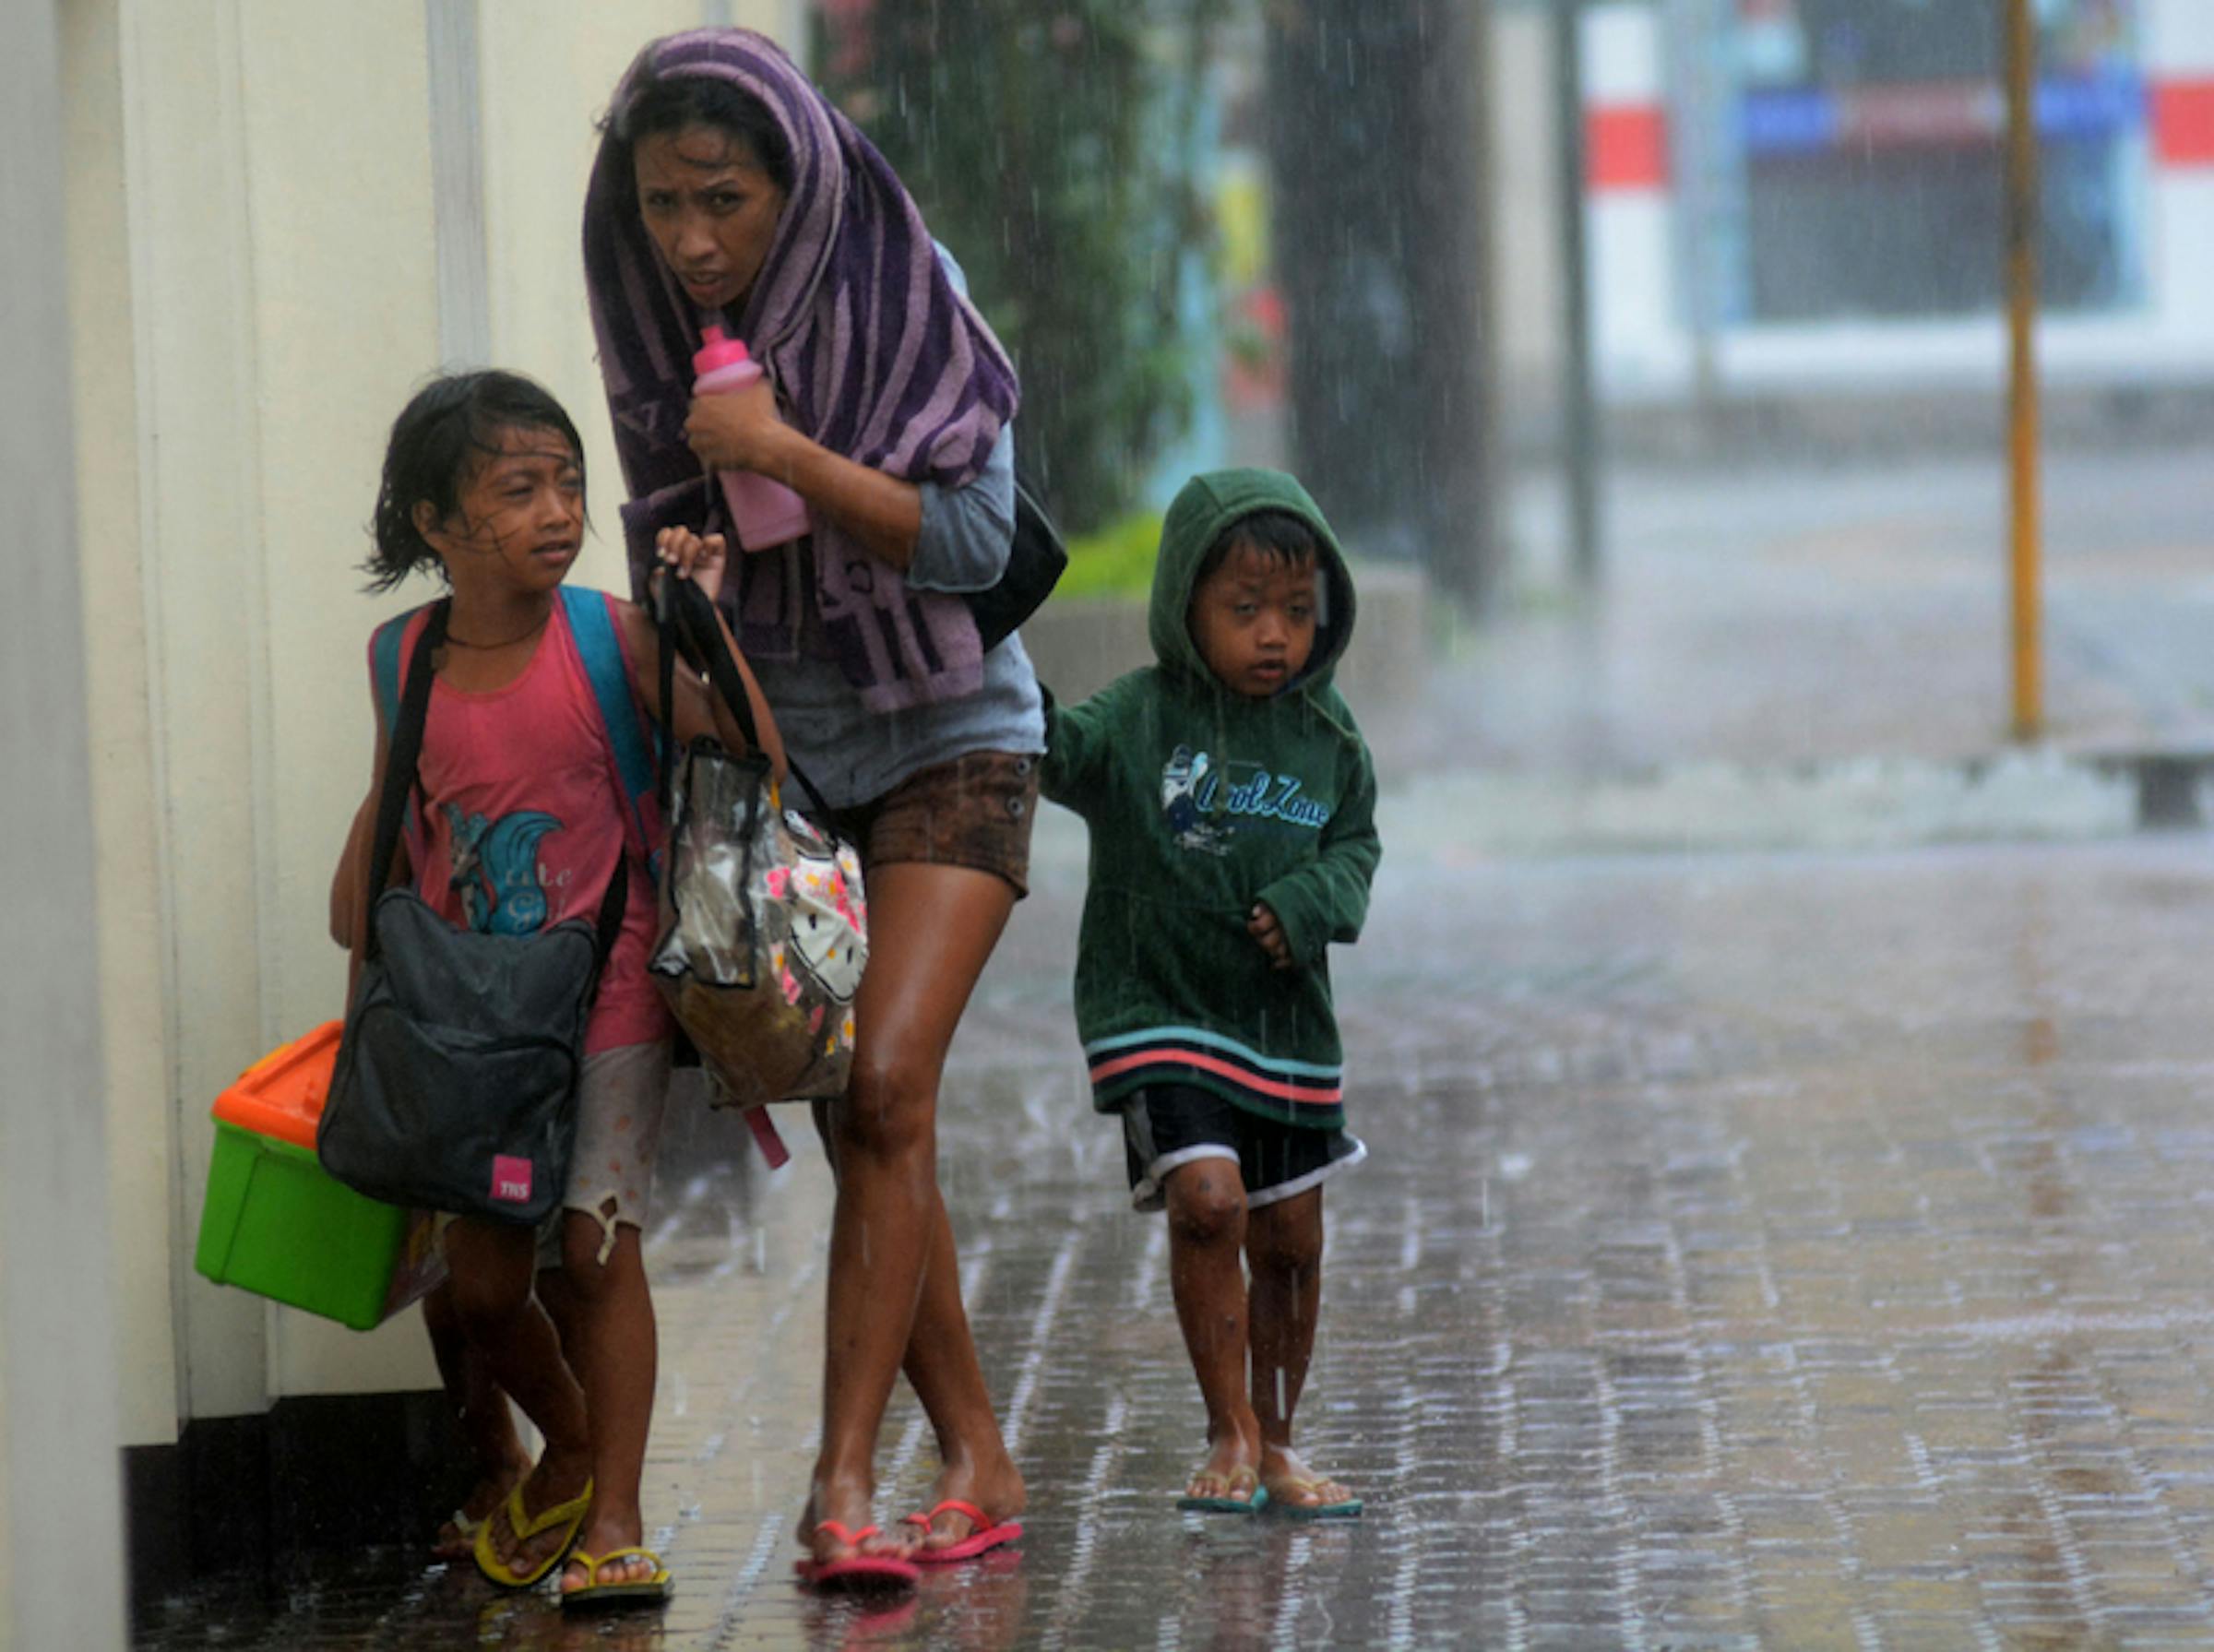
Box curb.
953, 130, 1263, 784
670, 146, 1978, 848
1371, 747, 2214, 862
2082, 750, 2214, 830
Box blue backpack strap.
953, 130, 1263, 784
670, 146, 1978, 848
369, 607, 425, 841
369, 611, 411, 737
562, 587, 661, 871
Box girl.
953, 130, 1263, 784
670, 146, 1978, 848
584, 30, 1037, 1586
334, 369, 778, 1608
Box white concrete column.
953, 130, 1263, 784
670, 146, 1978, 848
2145, 0, 2214, 335
1583, 0, 1688, 396
428, 0, 492, 367
65, 0, 181, 1458
0, 3, 130, 1644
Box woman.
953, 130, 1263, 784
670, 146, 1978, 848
584, 30, 1037, 1587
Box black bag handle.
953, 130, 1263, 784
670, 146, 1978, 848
653, 573, 835, 819
366, 600, 625, 967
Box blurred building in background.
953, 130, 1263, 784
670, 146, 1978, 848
1580, 0, 2214, 407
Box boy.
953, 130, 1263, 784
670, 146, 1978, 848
1042, 469, 1380, 1518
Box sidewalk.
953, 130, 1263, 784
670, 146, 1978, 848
137, 819, 2214, 1648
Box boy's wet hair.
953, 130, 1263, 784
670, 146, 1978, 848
1196, 509, 1321, 585
365, 370, 585, 592
603, 66, 796, 200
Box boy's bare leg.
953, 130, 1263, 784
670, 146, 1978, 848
422, 1281, 530, 1558
442, 1219, 592, 1576
554, 1211, 664, 1594
803, 862, 1023, 1568
1162, 1159, 1262, 1502
1245, 1188, 1353, 1511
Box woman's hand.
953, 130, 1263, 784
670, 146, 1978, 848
689, 381, 928, 572
684, 375, 788, 477
656, 526, 729, 605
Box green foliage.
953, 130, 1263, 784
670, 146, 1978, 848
819, 2, 1227, 536
1058, 510, 1165, 600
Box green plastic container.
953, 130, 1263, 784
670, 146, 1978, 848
193, 1024, 444, 1331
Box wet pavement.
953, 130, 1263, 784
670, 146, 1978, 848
1462, 446, 2214, 777
136, 810, 2214, 1648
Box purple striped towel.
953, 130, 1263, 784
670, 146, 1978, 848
584, 27, 1019, 710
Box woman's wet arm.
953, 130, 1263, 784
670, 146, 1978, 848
754, 421, 925, 571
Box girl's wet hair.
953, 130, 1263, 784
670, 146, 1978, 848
365, 370, 585, 592
602, 65, 795, 201
1196, 509, 1321, 584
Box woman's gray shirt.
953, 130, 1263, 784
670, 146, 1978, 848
747, 244, 1047, 810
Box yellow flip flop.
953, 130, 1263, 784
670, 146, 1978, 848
1176, 1464, 1269, 1515
472, 1475, 594, 1589
560, 1546, 674, 1610
1265, 1472, 1363, 1521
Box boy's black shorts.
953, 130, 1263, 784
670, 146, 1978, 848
1119, 1083, 1365, 1214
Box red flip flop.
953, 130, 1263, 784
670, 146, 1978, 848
902, 1498, 1024, 1564
792, 1521, 920, 1594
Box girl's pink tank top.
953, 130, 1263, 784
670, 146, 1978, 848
376, 593, 672, 1055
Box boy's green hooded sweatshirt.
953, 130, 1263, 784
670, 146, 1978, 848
1041, 469, 1380, 1131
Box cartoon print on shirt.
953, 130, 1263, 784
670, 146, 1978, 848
1162, 745, 1233, 856
1161, 743, 1336, 858
445, 802, 564, 934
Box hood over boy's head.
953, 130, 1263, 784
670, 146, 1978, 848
1148, 469, 1357, 696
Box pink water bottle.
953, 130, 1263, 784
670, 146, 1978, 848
692, 327, 811, 551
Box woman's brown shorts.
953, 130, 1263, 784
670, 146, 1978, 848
822, 749, 1042, 897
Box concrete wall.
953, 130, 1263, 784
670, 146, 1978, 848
480, 0, 716, 597
81, 0, 441, 1430
64, 0, 176, 1455
8, 5, 128, 1644
61, 0, 788, 1450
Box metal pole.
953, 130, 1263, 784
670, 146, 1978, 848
2004, 0, 2043, 741
1553, 0, 1601, 585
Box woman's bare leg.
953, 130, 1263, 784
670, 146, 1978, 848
806, 1110, 1021, 1554
897, 1183, 1027, 1551
803, 862, 1023, 1566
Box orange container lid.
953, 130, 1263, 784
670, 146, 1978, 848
210, 1021, 343, 1151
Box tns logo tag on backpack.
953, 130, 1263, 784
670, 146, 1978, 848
491, 1157, 534, 1205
